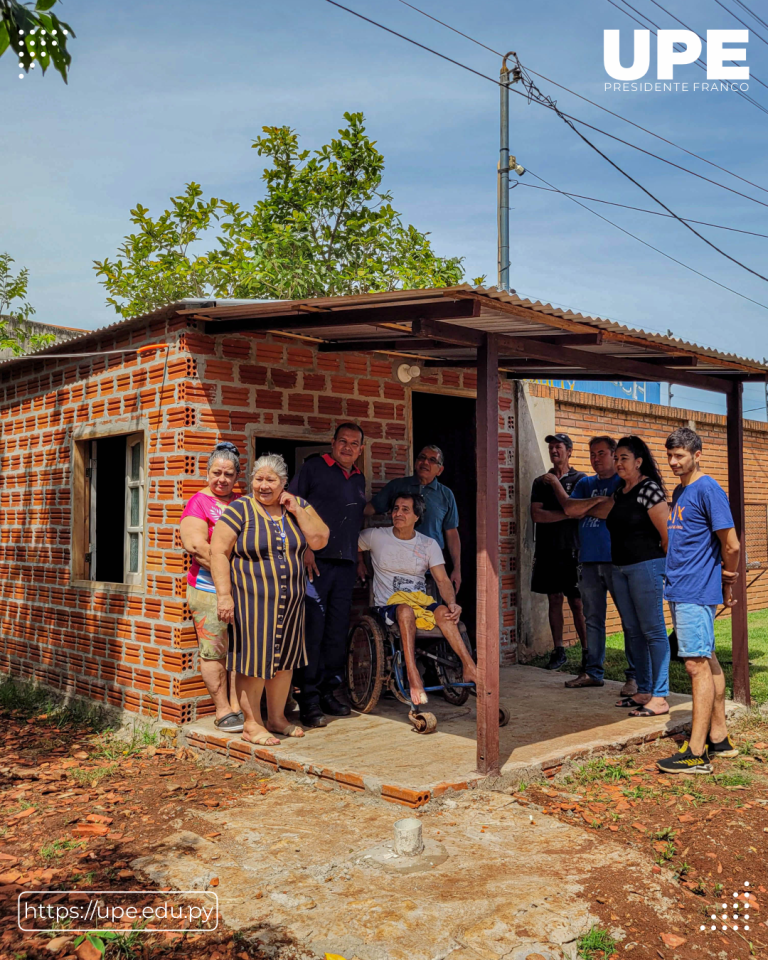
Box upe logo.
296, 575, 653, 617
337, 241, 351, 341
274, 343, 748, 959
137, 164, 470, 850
604, 29, 749, 80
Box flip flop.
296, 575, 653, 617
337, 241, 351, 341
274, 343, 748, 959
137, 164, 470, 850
616, 697, 645, 709
267, 723, 305, 738
242, 732, 281, 747
629, 707, 670, 718
214, 711, 245, 732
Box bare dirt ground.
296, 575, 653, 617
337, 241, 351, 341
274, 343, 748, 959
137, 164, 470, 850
0, 691, 766, 960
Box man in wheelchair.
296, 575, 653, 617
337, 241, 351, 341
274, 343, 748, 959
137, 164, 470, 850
357, 493, 477, 706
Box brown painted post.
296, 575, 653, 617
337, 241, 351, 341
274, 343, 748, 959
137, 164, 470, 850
726, 381, 750, 705
476, 334, 501, 775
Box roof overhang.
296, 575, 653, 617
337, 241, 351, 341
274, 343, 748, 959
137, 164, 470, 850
178, 285, 768, 396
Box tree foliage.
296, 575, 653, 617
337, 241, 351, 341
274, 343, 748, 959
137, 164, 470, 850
1, 0, 74, 82
0, 253, 55, 355
94, 113, 465, 317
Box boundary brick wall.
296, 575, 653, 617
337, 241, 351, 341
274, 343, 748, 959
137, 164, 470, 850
528, 383, 768, 640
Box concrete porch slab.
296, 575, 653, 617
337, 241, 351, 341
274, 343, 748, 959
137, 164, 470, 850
181, 665, 714, 805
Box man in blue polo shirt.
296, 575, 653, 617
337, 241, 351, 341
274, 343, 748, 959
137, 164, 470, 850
549, 435, 636, 694
657, 427, 740, 775
366, 445, 462, 593
289, 423, 367, 727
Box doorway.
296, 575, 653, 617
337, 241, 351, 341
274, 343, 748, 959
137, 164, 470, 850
254, 437, 330, 486
411, 391, 477, 634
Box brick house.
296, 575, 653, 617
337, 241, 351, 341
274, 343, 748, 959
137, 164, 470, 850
0, 287, 765, 774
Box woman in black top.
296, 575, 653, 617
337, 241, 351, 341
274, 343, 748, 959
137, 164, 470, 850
587, 437, 670, 717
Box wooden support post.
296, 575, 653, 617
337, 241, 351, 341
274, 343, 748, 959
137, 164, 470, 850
726, 382, 750, 705
476, 334, 501, 775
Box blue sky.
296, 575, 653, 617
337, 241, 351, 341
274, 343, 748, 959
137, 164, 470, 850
3, 0, 768, 417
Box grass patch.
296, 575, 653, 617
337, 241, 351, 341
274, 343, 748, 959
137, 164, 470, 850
89, 722, 160, 760
0, 676, 111, 730
70, 764, 119, 786
578, 926, 617, 959
573, 756, 634, 785
529, 607, 768, 704
40, 839, 85, 861
712, 772, 753, 787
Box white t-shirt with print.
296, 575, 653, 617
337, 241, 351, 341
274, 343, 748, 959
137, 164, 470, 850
358, 527, 445, 607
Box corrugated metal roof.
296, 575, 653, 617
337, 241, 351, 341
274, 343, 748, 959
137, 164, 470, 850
1, 288, 765, 378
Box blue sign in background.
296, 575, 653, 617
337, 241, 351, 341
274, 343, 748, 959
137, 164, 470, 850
529, 380, 662, 404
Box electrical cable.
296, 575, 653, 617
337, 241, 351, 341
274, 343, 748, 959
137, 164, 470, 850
524, 167, 768, 312
394, 0, 768, 196
511, 182, 768, 238
608, 0, 768, 114
732, 0, 768, 33
709, 0, 768, 46
321, 0, 768, 303
645, 0, 768, 84
513, 56, 768, 285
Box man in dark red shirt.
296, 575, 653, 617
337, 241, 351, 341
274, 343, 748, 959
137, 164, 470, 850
288, 423, 367, 727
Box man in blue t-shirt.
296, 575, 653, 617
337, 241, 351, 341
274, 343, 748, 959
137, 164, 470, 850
549, 436, 636, 694
657, 427, 741, 776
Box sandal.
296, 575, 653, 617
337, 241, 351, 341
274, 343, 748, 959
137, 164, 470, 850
267, 723, 305, 739
629, 706, 670, 718
214, 711, 245, 732
616, 696, 645, 709
565, 674, 604, 688
242, 732, 281, 747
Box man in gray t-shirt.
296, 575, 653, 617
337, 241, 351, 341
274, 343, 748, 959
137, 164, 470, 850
357, 493, 476, 708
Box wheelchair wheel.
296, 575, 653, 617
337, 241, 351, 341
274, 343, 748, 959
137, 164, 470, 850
409, 710, 438, 734
435, 624, 474, 705
346, 616, 386, 713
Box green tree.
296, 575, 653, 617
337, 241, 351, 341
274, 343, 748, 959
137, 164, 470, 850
94, 112, 465, 317
1, 0, 74, 82
0, 252, 55, 355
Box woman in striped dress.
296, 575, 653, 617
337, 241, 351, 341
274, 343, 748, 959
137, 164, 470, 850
210, 454, 329, 746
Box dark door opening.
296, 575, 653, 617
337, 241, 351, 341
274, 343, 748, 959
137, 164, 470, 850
411, 391, 477, 634
254, 437, 330, 487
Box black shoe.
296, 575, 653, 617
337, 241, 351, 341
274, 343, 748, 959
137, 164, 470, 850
545, 648, 568, 671
319, 692, 352, 717
706, 734, 739, 758
299, 704, 328, 728
656, 744, 713, 775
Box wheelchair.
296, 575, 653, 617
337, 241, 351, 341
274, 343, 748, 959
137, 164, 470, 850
345, 576, 511, 735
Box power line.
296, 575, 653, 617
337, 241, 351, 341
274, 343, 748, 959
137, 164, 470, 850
393, 0, 768, 203
525, 167, 768, 312
512, 182, 768, 238
513, 57, 768, 286
608, 0, 768, 114
731, 0, 768, 33
709, 0, 768, 46
321, 0, 768, 303
646, 0, 768, 81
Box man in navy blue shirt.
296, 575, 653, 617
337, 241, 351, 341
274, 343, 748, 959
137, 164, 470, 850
657, 427, 741, 775
551, 436, 636, 695
366, 445, 462, 593
288, 423, 367, 727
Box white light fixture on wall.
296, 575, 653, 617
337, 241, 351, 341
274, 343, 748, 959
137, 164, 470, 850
395, 362, 422, 384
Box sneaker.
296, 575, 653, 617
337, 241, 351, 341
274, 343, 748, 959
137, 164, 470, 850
706, 734, 739, 759
656, 744, 713, 775
545, 648, 568, 671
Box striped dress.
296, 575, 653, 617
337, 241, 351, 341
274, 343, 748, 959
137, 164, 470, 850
218, 496, 309, 679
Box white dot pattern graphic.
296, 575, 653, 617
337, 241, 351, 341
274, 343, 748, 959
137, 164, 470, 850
705, 882, 754, 935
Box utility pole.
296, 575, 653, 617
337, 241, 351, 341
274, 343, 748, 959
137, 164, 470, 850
498, 53, 524, 291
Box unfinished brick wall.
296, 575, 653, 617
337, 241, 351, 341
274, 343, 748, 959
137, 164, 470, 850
0, 314, 486, 723
528, 383, 768, 639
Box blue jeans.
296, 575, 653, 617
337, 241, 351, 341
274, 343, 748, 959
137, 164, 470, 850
578, 562, 636, 683
611, 557, 670, 698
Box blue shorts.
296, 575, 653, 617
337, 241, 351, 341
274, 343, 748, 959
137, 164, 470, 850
669, 602, 717, 658
377, 601, 439, 627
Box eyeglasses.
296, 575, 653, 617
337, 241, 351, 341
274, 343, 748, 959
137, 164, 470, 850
416, 454, 441, 465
